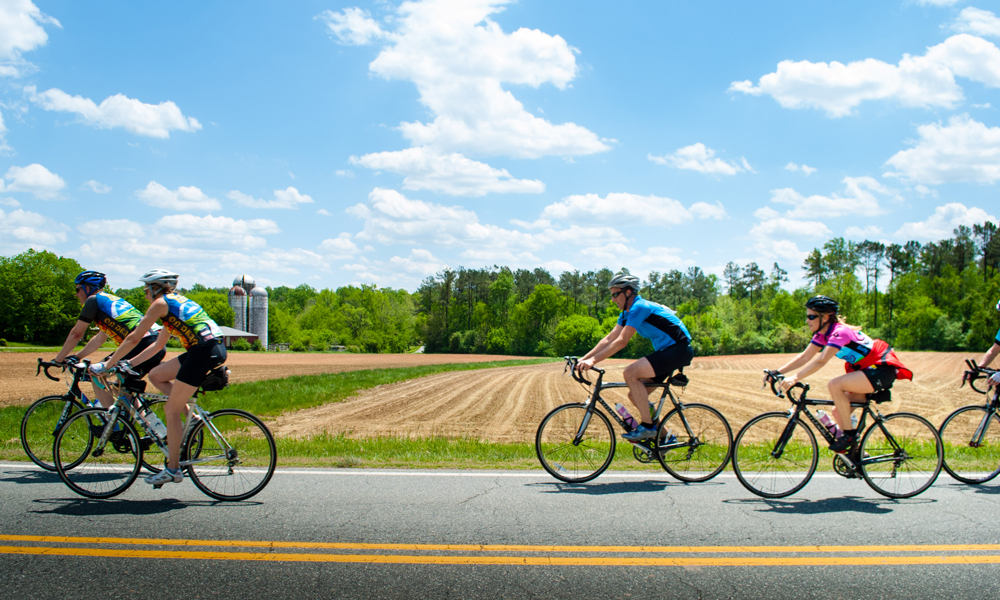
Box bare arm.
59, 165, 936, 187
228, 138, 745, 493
74, 331, 108, 360
580, 324, 622, 363
103, 298, 167, 366
979, 342, 1000, 369
126, 330, 170, 367
578, 325, 635, 370
54, 320, 90, 362
780, 345, 836, 390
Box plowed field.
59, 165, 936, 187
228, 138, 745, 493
269, 351, 984, 441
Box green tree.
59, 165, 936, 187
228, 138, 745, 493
0, 250, 83, 344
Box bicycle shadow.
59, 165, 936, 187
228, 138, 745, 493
528, 479, 719, 495
0, 468, 62, 485
29, 497, 262, 516
937, 480, 1000, 495
722, 495, 933, 515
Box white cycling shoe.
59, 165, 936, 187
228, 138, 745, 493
145, 468, 184, 486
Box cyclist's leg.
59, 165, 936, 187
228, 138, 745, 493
827, 371, 874, 432
623, 359, 657, 425
92, 381, 115, 408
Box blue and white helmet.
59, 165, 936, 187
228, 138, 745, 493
74, 270, 106, 294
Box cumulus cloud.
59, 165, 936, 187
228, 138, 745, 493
769, 176, 896, 219
82, 180, 111, 193
0, 163, 66, 199
0, 207, 68, 252
330, 0, 607, 159
0, 0, 60, 76
894, 202, 998, 240
351, 147, 544, 196
730, 34, 1000, 116
541, 192, 725, 224
227, 186, 315, 209
389, 248, 450, 277
318, 7, 386, 45
0, 109, 9, 153
318, 233, 360, 259
136, 182, 221, 211
648, 143, 751, 175
27, 86, 201, 138
785, 162, 817, 175
884, 114, 1000, 184
750, 207, 833, 239
952, 7, 1000, 38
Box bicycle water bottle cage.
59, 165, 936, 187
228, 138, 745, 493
200, 366, 230, 392
125, 378, 147, 394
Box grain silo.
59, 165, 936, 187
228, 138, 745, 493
228, 285, 247, 332
249, 285, 269, 348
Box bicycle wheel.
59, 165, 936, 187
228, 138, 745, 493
53, 408, 142, 499
655, 403, 733, 482
733, 412, 818, 498
20, 395, 85, 471
184, 409, 277, 501
536, 403, 616, 483
859, 412, 942, 499
939, 405, 1000, 484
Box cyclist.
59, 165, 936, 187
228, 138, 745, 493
575, 273, 693, 442
765, 295, 912, 453
52, 270, 165, 408
976, 299, 1000, 388
92, 269, 226, 487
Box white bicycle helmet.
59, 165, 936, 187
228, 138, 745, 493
608, 273, 640, 291
139, 269, 179, 289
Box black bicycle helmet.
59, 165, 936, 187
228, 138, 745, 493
608, 273, 640, 292
74, 270, 106, 294
805, 295, 839, 314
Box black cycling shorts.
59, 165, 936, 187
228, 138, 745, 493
176, 340, 227, 387
103, 335, 165, 377
644, 342, 694, 383
861, 365, 897, 393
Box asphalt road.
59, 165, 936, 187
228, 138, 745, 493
2, 462, 1000, 599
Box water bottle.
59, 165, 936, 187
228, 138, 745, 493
817, 410, 841, 438
83, 394, 101, 408
615, 403, 638, 431
143, 409, 168, 438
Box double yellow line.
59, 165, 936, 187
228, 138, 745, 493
3, 535, 1000, 566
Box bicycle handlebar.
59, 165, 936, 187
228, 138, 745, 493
36, 358, 62, 382
963, 359, 998, 395
762, 369, 810, 402
563, 356, 602, 386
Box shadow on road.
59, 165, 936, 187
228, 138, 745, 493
722, 495, 935, 514
528, 479, 720, 495
0, 468, 61, 485
30, 497, 262, 516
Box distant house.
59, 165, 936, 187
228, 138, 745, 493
218, 326, 258, 348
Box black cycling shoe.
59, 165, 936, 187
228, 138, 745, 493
828, 431, 857, 454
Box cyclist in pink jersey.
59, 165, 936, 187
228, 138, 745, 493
764, 295, 909, 453
977, 299, 1000, 388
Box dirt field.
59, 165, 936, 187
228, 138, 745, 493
268, 351, 985, 441
0, 352, 532, 408
4, 351, 985, 441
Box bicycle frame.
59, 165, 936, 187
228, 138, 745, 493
959, 360, 1000, 448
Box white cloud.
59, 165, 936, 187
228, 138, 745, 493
769, 176, 894, 219
0, 163, 66, 199
730, 34, 1000, 117
335, 170, 354, 178
389, 248, 449, 277
579, 243, 690, 274
317, 7, 386, 45
337, 0, 607, 159
541, 192, 723, 224
27, 86, 201, 138
227, 186, 315, 209
894, 202, 998, 241
952, 7, 1000, 38
749, 238, 809, 267
648, 143, 750, 176
0, 197, 19, 207
0, 207, 68, 252
82, 180, 111, 194
750, 207, 833, 239
319, 233, 360, 259
350, 147, 544, 196
0, 0, 60, 76
845, 225, 884, 239
317, 209, 333, 216
884, 114, 1000, 184
0, 109, 9, 153
785, 162, 817, 175
136, 182, 221, 211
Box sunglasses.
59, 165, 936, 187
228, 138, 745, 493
611, 291, 626, 299
806, 314, 821, 321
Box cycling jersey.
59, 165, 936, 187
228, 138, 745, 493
810, 322, 876, 366
617, 295, 691, 351
78, 291, 157, 344
995, 326, 1000, 346
160, 293, 223, 350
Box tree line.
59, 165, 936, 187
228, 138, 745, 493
1, 220, 998, 355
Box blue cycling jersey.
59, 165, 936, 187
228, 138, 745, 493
995, 326, 1000, 346
617, 295, 691, 351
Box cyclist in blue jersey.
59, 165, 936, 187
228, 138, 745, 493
52, 271, 165, 408
93, 269, 227, 487
977, 299, 1000, 388
576, 273, 693, 441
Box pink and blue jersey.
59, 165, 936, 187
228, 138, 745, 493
811, 322, 875, 367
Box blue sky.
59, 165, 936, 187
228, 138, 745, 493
2, 0, 999, 292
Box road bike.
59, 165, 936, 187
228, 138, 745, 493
53, 363, 276, 501
732, 372, 943, 499
535, 357, 732, 483
21, 358, 167, 473
938, 360, 1000, 484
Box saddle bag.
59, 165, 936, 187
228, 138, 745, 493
200, 366, 230, 391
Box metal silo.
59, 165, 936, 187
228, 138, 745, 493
249, 285, 269, 348
228, 285, 247, 332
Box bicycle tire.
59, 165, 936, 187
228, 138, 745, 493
53, 408, 142, 499
939, 405, 1000, 484
733, 411, 818, 498
535, 403, 616, 483
183, 409, 276, 501
859, 412, 942, 498
20, 395, 85, 471
655, 403, 732, 482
